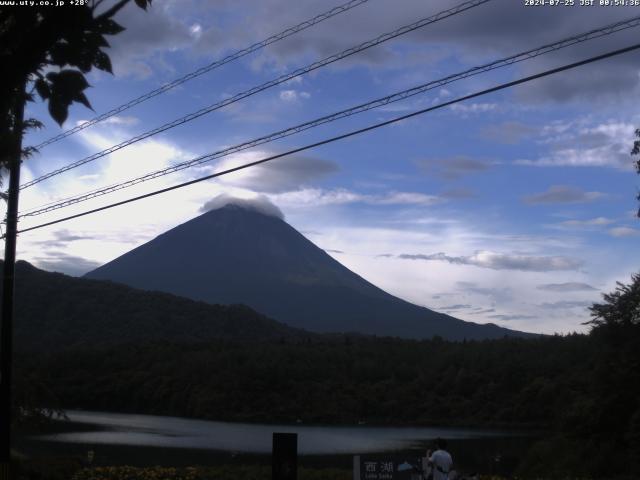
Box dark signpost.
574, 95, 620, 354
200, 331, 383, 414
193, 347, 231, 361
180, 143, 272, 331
353, 455, 424, 480
273, 432, 297, 480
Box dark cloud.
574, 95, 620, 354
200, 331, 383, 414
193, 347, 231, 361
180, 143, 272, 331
106, 2, 195, 78
522, 185, 604, 205
537, 282, 598, 292
488, 313, 537, 321
538, 300, 592, 310
34, 253, 101, 277
35, 229, 94, 248
52, 229, 92, 242
200, 1, 639, 102
415, 156, 492, 180
480, 121, 536, 144
325, 249, 344, 254
408, 1, 640, 103
221, 155, 338, 193
471, 308, 496, 315
439, 187, 476, 199
440, 304, 473, 311
456, 281, 512, 300
106, 0, 640, 103
398, 251, 582, 271
558, 217, 615, 228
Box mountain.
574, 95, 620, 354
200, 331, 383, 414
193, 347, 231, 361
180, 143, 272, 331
85, 203, 534, 340
6, 260, 307, 352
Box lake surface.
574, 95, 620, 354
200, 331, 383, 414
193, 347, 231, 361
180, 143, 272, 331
35, 410, 521, 455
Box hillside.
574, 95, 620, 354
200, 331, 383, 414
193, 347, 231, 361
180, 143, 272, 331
6, 260, 307, 352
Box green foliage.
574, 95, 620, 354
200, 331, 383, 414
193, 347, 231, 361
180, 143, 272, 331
69, 465, 350, 480
13, 455, 81, 480
588, 272, 640, 328
633, 128, 640, 217
518, 275, 640, 478
0, 0, 151, 167
19, 334, 593, 428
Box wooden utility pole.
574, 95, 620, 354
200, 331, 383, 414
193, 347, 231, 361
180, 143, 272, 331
0, 79, 25, 480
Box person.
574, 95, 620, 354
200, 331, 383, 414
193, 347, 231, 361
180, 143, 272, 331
426, 438, 453, 480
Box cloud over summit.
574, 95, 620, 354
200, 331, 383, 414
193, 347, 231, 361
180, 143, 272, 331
200, 194, 285, 220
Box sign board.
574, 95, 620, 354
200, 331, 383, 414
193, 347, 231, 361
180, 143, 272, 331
353, 455, 425, 480
273, 432, 297, 480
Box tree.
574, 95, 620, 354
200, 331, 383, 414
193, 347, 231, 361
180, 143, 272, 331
584, 273, 640, 477
0, 0, 151, 475
634, 128, 640, 217
588, 272, 640, 328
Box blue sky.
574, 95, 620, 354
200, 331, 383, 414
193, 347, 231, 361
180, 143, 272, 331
9, 0, 640, 334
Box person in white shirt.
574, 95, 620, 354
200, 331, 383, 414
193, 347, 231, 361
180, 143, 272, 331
426, 438, 453, 480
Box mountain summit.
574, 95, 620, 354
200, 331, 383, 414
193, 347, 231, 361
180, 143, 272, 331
85, 200, 531, 340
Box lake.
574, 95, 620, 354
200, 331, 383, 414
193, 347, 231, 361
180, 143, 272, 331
35, 410, 519, 454
17, 410, 536, 474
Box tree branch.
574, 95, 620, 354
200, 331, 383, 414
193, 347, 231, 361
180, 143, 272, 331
95, 0, 130, 21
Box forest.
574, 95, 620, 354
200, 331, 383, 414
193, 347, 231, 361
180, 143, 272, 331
8, 261, 640, 478
15, 281, 640, 478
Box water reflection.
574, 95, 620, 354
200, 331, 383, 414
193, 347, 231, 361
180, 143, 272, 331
37, 410, 515, 455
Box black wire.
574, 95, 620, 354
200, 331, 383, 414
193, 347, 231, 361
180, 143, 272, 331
19, 13, 640, 218
22, 0, 492, 189
32, 0, 372, 150
12, 42, 640, 238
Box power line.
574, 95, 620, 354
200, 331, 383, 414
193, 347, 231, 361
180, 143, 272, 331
19, 15, 640, 219
32, 0, 371, 150
22, 0, 492, 190
12, 42, 640, 238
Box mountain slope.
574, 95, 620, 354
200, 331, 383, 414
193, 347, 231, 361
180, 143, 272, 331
6, 260, 307, 352
85, 204, 534, 340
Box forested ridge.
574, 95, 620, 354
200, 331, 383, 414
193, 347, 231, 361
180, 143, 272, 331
6, 260, 308, 352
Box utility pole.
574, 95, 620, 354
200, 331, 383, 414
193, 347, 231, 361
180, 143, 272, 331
0, 79, 25, 480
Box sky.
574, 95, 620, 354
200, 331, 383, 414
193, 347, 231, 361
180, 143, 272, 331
7, 0, 640, 334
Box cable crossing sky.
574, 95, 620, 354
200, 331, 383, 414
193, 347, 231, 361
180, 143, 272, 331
22, 0, 493, 190
18, 14, 640, 219
32, 0, 371, 150
11, 42, 640, 238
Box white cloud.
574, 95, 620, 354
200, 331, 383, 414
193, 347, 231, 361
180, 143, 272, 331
518, 121, 637, 170
81, 116, 139, 127
397, 251, 582, 272
279, 90, 298, 102
272, 188, 441, 208
449, 103, 497, 114
279, 89, 311, 102
608, 226, 640, 237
